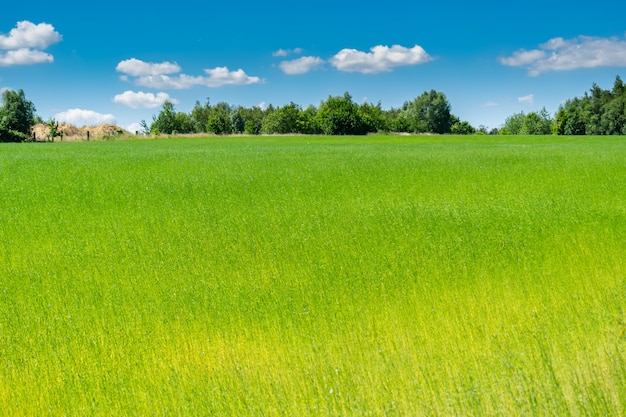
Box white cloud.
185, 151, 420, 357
134, 67, 262, 89
0, 49, 54, 66
0, 21, 62, 50
0, 21, 61, 67
279, 56, 324, 75
54, 109, 116, 127
203, 66, 262, 86
272, 48, 303, 57
329, 44, 432, 74
518, 94, 534, 105
499, 34, 626, 76
126, 122, 143, 133
116, 58, 181, 76
118, 58, 263, 89
498, 49, 546, 67
257, 101, 266, 110
113, 90, 177, 109
482, 101, 499, 107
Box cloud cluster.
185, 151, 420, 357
330, 44, 432, 74
279, 56, 324, 75
116, 58, 263, 89
113, 90, 178, 109
0, 21, 62, 66
276, 44, 433, 75
54, 108, 116, 127
115, 58, 181, 77
499, 35, 626, 76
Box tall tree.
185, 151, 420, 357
0, 89, 36, 142
316, 93, 368, 135
501, 111, 525, 135
402, 90, 452, 134
151, 101, 177, 134
261, 102, 301, 134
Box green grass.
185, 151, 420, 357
1, 135, 625, 415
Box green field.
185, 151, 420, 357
1, 135, 625, 415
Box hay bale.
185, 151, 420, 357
31, 123, 48, 140
83, 124, 128, 136
58, 123, 80, 137
31, 122, 129, 141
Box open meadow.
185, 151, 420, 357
1, 135, 625, 416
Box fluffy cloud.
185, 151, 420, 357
126, 122, 144, 133
0, 21, 61, 50
0, 49, 54, 66
116, 58, 181, 77
272, 48, 303, 57
117, 58, 263, 89
518, 94, 534, 105
113, 90, 177, 109
499, 35, 626, 76
54, 109, 116, 127
0, 21, 61, 66
278, 56, 324, 75
329, 44, 432, 74
135, 68, 261, 89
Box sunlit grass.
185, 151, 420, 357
1, 135, 625, 415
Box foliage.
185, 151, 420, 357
230, 109, 245, 134
261, 102, 301, 134
502, 108, 553, 135
0, 89, 37, 142
316, 92, 368, 135
501, 111, 526, 135
451, 119, 476, 134
554, 75, 626, 135
401, 90, 453, 134
205, 102, 233, 135
46, 118, 63, 142
358, 101, 389, 133
151, 101, 195, 135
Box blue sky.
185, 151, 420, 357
2, 0, 626, 132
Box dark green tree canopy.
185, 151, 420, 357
316, 93, 368, 135
401, 90, 453, 134
0, 89, 37, 142
554, 75, 626, 135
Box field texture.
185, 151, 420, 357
1, 135, 625, 415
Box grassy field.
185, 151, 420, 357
1, 135, 625, 416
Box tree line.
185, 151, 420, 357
2, 76, 625, 142
500, 75, 626, 136
147, 90, 481, 136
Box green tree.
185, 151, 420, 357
231, 110, 245, 134
385, 107, 410, 132
261, 102, 301, 134
151, 101, 177, 134
519, 109, 553, 135
191, 99, 211, 133
450, 118, 476, 134
502, 111, 525, 135
402, 90, 452, 134
296, 105, 320, 134
238, 106, 265, 135
206, 102, 232, 135
315, 92, 368, 135
0, 89, 37, 142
